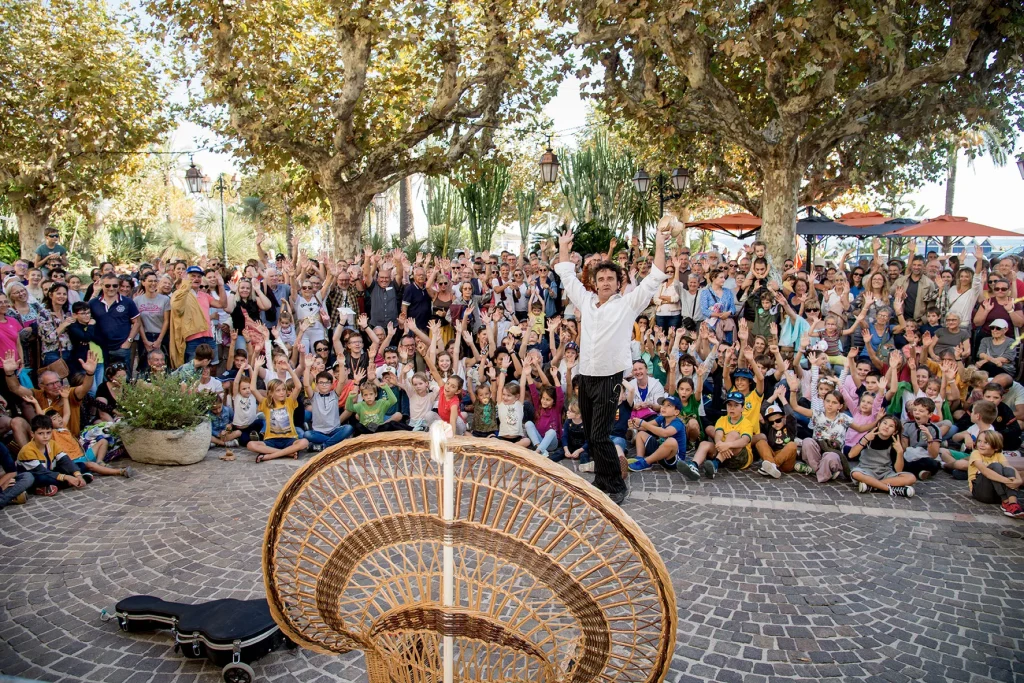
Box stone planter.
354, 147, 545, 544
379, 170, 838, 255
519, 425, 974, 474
122, 420, 212, 466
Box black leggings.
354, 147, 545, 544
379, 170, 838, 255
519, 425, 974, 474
972, 463, 1019, 504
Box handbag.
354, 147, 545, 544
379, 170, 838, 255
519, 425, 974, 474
41, 357, 69, 380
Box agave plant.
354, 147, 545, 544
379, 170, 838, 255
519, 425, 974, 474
149, 221, 200, 261
194, 203, 258, 263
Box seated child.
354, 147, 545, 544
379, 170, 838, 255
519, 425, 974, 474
967, 431, 1023, 518
628, 396, 686, 472
525, 360, 564, 456
209, 394, 239, 448
947, 399, 998, 476
303, 361, 353, 450
344, 369, 400, 435
172, 343, 214, 383
18, 414, 86, 494
246, 360, 308, 462
688, 391, 754, 480
44, 397, 134, 479
849, 415, 917, 497
900, 397, 945, 480
495, 358, 529, 447
754, 397, 798, 479
559, 400, 587, 465
466, 370, 498, 438
230, 364, 265, 446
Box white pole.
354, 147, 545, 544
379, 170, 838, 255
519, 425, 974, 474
429, 421, 455, 683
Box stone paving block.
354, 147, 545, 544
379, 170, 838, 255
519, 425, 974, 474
1, 451, 1022, 682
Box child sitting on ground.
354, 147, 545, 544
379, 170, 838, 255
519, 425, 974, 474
466, 368, 498, 438
230, 363, 264, 446
18, 414, 86, 494
687, 391, 754, 480
246, 358, 308, 462
947, 399, 998, 476
44, 390, 134, 479
849, 415, 917, 497
344, 368, 399, 435
628, 396, 686, 472
524, 358, 565, 456
495, 357, 529, 447
967, 431, 1023, 518
209, 394, 239, 448
900, 397, 946, 480
754, 388, 798, 479
559, 400, 587, 465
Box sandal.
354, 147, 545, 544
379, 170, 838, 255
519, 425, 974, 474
255, 454, 266, 463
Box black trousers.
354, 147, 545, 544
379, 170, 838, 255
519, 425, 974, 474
578, 373, 626, 495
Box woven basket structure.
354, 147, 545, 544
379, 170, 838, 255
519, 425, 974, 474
262, 433, 676, 683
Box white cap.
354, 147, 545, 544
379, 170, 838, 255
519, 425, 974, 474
375, 364, 397, 379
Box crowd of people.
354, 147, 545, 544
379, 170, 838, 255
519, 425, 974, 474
1, 220, 1023, 519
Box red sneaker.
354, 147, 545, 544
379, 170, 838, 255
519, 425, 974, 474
1000, 501, 1024, 518
33, 485, 58, 497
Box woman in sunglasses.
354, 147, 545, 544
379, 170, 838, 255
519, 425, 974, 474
973, 276, 1024, 337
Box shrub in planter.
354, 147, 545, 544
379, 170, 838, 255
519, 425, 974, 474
116, 374, 218, 465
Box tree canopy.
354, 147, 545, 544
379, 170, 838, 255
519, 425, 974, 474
560, 0, 1024, 261
0, 0, 170, 256
148, 0, 566, 257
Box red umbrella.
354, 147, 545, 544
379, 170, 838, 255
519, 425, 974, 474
685, 212, 762, 239
887, 215, 1022, 238
836, 211, 892, 227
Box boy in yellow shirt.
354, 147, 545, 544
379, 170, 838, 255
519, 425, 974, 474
42, 388, 134, 479
18, 414, 86, 494
688, 391, 755, 479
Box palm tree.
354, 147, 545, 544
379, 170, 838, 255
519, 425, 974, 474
943, 125, 1010, 251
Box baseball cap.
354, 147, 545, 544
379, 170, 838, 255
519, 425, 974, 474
725, 391, 745, 405
275, 253, 286, 260
813, 257, 825, 267
375, 364, 397, 379
731, 368, 754, 381
990, 319, 1009, 329
764, 404, 783, 416
566, 342, 579, 351
659, 396, 682, 410
186, 266, 203, 275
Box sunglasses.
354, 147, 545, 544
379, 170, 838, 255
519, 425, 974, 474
102, 284, 118, 289
994, 287, 1009, 292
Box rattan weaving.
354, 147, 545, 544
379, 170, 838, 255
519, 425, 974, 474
262, 433, 677, 683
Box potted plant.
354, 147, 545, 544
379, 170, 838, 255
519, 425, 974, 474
116, 374, 217, 466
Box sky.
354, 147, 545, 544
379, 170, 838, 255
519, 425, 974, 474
172, 75, 1024, 250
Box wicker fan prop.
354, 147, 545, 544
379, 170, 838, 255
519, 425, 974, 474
262, 430, 677, 683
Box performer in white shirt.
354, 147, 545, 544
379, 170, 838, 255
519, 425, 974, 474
554, 219, 670, 504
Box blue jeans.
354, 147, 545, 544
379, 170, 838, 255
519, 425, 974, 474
304, 425, 354, 447
184, 336, 215, 363
0, 443, 34, 507
102, 347, 133, 381
41, 350, 70, 367
526, 421, 558, 453
655, 314, 681, 331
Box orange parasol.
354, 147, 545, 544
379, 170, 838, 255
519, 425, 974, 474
887, 215, 1022, 238
836, 211, 893, 227
685, 212, 762, 239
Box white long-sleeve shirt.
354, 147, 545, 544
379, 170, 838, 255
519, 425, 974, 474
554, 261, 667, 377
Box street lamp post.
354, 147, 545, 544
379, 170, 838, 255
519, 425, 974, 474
185, 158, 236, 263
373, 192, 387, 239
632, 167, 691, 218
1017, 156, 1024, 181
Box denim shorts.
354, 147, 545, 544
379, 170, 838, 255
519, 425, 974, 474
264, 437, 296, 449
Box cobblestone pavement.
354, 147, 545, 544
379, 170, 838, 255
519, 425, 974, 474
2, 446, 1023, 683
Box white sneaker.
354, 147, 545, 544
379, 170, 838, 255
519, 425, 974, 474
760, 461, 782, 479
224, 439, 239, 448
857, 481, 869, 493
578, 461, 594, 473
